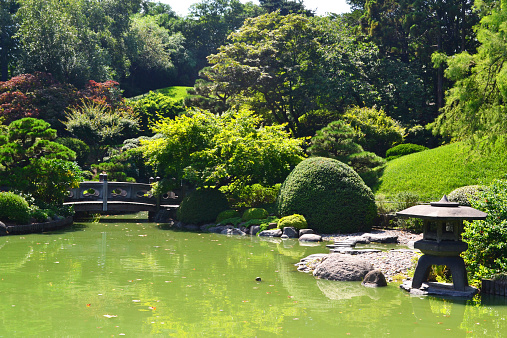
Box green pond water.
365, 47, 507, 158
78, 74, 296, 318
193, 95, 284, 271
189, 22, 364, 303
1, 212, 507, 337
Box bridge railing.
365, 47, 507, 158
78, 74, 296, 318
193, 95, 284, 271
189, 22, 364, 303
66, 174, 183, 211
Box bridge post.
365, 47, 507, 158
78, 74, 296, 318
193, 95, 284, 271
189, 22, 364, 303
100, 173, 108, 212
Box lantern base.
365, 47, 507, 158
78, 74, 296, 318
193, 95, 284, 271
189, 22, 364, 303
400, 280, 478, 298
412, 254, 468, 291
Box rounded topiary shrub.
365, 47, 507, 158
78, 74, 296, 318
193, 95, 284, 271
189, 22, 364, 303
277, 214, 307, 230
216, 209, 241, 223
448, 185, 486, 206
241, 208, 269, 221
385, 143, 428, 160
176, 188, 229, 224
276, 157, 377, 233
0, 192, 31, 225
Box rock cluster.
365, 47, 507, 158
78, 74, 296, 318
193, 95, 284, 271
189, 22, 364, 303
170, 219, 322, 241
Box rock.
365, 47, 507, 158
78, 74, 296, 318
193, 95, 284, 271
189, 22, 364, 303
295, 254, 328, 273
152, 209, 175, 223
250, 225, 260, 236
221, 228, 246, 236
259, 229, 282, 237
313, 254, 373, 281
281, 234, 289, 239
268, 222, 278, 229
255, 277, 262, 281
0, 221, 7, 236
283, 227, 298, 238
207, 225, 229, 233
299, 229, 314, 236
299, 234, 322, 242
365, 233, 398, 243
362, 269, 388, 287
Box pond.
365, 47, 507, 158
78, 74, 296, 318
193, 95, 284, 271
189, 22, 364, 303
1, 212, 506, 336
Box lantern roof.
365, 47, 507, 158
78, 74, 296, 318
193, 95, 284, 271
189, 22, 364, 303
396, 195, 487, 220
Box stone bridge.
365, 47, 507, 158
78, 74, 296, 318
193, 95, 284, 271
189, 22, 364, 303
64, 175, 182, 217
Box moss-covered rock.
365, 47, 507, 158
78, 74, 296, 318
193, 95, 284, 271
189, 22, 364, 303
0, 192, 31, 225
276, 157, 376, 233
176, 188, 229, 224
241, 208, 268, 221
277, 214, 307, 230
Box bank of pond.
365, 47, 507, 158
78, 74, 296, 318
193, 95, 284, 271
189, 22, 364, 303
0, 212, 506, 336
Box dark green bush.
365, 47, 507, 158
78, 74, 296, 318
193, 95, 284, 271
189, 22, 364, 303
385, 143, 428, 160
463, 180, 507, 286
276, 157, 377, 233
216, 210, 241, 223
55, 137, 90, 166
216, 217, 243, 226
242, 208, 269, 221
0, 192, 31, 225
277, 214, 307, 230
176, 188, 229, 224
448, 185, 486, 206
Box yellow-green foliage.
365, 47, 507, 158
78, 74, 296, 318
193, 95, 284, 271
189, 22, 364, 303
374, 141, 507, 201
277, 214, 307, 229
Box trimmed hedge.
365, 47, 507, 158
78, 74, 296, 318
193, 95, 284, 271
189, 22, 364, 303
0, 192, 31, 225
385, 143, 428, 160
277, 214, 307, 230
276, 157, 377, 233
176, 188, 229, 224
241, 208, 269, 221
216, 210, 241, 223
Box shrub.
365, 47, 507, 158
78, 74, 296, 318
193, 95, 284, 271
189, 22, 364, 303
0, 192, 31, 225
216, 217, 243, 226
462, 179, 507, 286
220, 183, 281, 208
276, 157, 377, 233
55, 137, 90, 167
385, 143, 428, 160
176, 188, 229, 224
242, 208, 269, 222
344, 106, 405, 157
448, 185, 486, 206
277, 214, 307, 230
216, 210, 241, 223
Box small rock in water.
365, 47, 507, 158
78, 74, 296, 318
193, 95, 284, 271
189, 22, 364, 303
255, 277, 262, 282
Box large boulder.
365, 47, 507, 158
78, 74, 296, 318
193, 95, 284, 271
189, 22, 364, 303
276, 157, 377, 233
313, 254, 373, 281
362, 269, 388, 287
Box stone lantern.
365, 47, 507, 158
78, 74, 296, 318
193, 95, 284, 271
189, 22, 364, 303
397, 195, 487, 293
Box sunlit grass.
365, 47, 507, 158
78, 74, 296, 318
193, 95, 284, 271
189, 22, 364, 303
374, 141, 507, 201
130, 86, 192, 101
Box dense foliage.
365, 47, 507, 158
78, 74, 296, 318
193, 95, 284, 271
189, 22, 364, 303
176, 188, 229, 224
276, 157, 377, 233
0, 118, 82, 206
241, 208, 269, 222
0, 191, 31, 224
143, 109, 304, 189
463, 180, 507, 285
448, 185, 486, 207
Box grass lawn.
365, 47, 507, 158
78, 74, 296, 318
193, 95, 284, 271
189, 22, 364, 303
374, 141, 507, 201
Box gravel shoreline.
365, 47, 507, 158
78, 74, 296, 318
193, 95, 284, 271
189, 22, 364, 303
318, 229, 423, 282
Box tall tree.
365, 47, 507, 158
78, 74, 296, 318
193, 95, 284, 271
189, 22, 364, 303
0, 0, 19, 81
433, 0, 507, 143
259, 0, 314, 16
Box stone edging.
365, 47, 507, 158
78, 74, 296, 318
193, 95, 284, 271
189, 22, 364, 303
6, 216, 74, 235
482, 279, 507, 297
